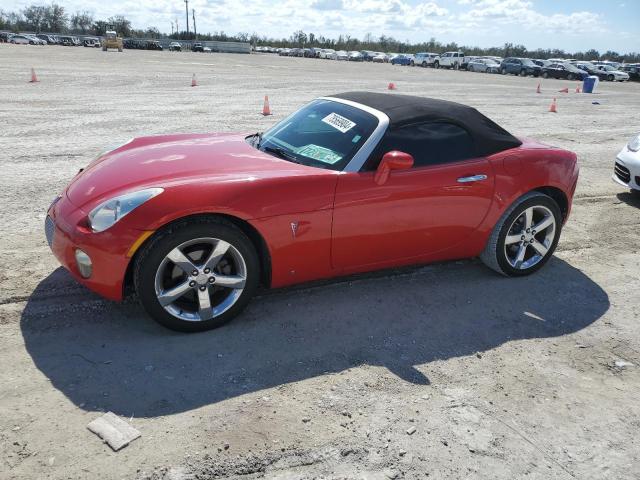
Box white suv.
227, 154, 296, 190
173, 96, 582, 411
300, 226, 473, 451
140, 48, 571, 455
414, 52, 439, 67
434, 51, 466, 70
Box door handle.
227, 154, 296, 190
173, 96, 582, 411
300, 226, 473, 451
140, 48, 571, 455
457, 174, 488, 183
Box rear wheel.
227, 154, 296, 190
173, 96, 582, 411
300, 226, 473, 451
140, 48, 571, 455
519, 69, 526, 77
434, 61, 440, 69
501, 68, 507, 75
134, 218, 260, 332
567, 73, 575, 80
542, 71, 549, 79
608, 74, 614, 81
480, 193, 562, 277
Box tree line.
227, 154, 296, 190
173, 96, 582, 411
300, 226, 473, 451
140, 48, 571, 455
1, 4, 637, 63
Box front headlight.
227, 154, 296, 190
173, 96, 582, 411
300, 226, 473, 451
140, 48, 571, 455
88, 188, 163, 232
628, 134, 640, 152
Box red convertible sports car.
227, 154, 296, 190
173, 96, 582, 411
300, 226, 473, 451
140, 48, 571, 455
46, 92, 579, 331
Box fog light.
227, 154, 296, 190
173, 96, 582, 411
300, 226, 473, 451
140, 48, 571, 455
75, 249, 93, 278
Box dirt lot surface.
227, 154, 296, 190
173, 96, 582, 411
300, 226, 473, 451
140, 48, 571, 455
1, 45, 639, 480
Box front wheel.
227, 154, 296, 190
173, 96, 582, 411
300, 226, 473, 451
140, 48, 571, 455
434, 61, 439, 69
608, 74, 614, 81
480, 192, 562, 277
501, 68, 507, 75
567, 73, 575, 80
134, 218, 260, 332
542, 71, 549, 79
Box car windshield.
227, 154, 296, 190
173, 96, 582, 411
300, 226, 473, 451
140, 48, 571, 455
256, 99, 379, 171
521, 59, 536, 66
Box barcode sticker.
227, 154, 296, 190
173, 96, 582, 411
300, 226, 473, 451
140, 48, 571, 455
321, 113, 356, 133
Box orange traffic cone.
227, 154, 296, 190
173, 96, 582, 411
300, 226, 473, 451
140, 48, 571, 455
558, 87, 569, 93
575, 84, 581, 93
262, 95, 271, 116
191, 74, 197, 87
536, 83, 541, 94
549, 97, 557, 113
29, 68, 39, 83
388, 82, 396, 90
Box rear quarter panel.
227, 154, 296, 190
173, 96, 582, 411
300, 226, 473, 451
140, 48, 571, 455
469, 142, 578, 255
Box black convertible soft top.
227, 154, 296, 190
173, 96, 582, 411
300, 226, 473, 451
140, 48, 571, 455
331, 92, 522, 157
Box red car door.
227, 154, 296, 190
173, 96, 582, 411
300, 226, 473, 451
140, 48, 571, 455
331, 158, 494, 269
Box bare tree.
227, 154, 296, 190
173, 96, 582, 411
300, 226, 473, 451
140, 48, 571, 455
23, 5, 47, 33
71, 11, 94, 34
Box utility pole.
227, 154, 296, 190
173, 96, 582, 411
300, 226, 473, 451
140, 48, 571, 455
170, 22, 174, 36
184, 0, 189, 39
192, 9, 196, 39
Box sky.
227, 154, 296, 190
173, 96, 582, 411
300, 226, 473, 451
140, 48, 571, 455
3, 0, 639, 53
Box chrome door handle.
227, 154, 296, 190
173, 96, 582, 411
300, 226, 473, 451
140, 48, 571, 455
457, 174, 487, 183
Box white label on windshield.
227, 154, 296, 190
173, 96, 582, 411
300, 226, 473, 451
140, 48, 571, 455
321, 113, 356, 133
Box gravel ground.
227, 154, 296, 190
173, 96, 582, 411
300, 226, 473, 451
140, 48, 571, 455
1, 45, 639, 480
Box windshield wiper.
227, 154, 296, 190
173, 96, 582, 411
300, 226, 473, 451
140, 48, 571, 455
262, 145, 301, 164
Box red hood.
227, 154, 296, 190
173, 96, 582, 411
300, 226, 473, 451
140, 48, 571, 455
65, 133, 321, 209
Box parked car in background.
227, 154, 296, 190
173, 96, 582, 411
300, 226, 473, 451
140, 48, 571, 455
541, 62, 588, 81
146, 40, 163, 51
348, 51, 364, 61
168, 42, 182, 52
574, 62, 609, 81
500, 57, 541, 77
192, 43, 205, 52
372, 52, 389, 63
532, 59, 551, 68
467, 58, 501, 73
335, 50, 349, 61
24, 34, 46, 45
319, 48, 335, 59
83, 37, 101, 47
612, 133, 640, 194
620, 64, 640, 81
434, 51, 465, 69
391, 54, 414, 66
595, 65, 630, 82
414, 52, 439, 67
58, 36, 75, 46
36, 34, 56, 44
9, 34, 32, 44
278, 48, 290, 56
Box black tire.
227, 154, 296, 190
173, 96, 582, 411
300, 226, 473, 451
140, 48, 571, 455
501, 68, 507, 75
480, 192, 562, 277
134, 217, 260, 332
542, 71, 549, 79
519, 69, 526, 77
567, 73, 575, 80
608, 74, 614, 82
410, 61, 414, 66
422, 61, 427, 67
434, 61, 439, 69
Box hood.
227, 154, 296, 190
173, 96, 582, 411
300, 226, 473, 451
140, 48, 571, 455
65, 133, 319, 209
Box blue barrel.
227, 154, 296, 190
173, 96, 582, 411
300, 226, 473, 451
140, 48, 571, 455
583, 76, 598, 94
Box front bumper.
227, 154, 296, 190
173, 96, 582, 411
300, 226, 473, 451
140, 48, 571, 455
612, 148, 640, 191
46, 194, 141, 301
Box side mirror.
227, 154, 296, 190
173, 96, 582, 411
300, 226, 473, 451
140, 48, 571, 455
374, 151, 414, 185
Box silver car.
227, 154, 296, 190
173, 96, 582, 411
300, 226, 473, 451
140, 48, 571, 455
467, 58, 501, 73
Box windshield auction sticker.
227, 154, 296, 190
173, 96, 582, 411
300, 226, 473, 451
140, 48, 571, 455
321, 113, 356, 133
298, 144, 342, 164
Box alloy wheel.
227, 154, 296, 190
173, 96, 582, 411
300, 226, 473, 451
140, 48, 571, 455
154, 237, 247, 322
503, 206, 556, 270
